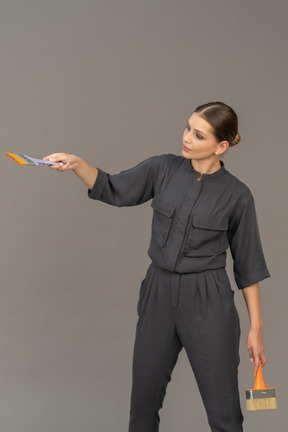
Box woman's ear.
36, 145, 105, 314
217, 140, 229, 155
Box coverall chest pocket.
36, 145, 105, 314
184, 214, 229, 257
150, 196, 176, 248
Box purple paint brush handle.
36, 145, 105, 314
23, 155, 61, 166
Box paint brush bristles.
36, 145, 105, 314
246, 363, 277, 411
6, 153, 35, 165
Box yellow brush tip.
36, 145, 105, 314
6, 153, 28, 165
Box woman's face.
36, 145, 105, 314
182, 112, 224, 160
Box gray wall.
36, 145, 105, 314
1, 0, 287, 431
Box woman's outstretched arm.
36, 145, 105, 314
43, 153, 98, 190
242, 282, 266, 376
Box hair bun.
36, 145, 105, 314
231, 132, 241, 147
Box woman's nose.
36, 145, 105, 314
184, 131, 191, 142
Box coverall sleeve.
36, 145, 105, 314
228, 191, 271, 290
87, 154, 168, 207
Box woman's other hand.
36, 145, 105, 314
242, 282, 267, 376
246, 326, 266, 377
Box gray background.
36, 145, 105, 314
1, 0, 287, 431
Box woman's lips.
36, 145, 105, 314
183, 144, 190, 152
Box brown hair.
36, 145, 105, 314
194, 101, 241, 147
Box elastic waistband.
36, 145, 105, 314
149, 262, 227, 277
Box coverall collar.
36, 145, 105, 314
186, 159, 225, 180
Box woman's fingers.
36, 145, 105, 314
253, 355, 261, 376
43, 153, 68, 162
248, 348, 260, 376
50, 162, 71, 172
247, 327, 266, 376
42, 153, 79, 171
248, 348, 267, 376
260, 352, 267, 367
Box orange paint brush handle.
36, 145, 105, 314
254, 363, 267, 390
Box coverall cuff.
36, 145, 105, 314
236, 268, 271, 290
88, 168, 107, 200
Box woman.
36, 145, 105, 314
44, 101, 270, 432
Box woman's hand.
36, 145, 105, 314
43, 153, 81, 172
247, 326, 266, 376
43, 153, 98, 189
242, 282, 267, 376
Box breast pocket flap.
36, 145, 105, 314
151, 196, 175, 218
192, 214, 228, 231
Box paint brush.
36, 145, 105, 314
246, 363, 277, 411
6, 153, 59, 166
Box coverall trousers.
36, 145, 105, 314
128, 263, 244, 432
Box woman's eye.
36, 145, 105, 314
185, 126, 202, 139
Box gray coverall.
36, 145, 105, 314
88, 154, 270, 432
